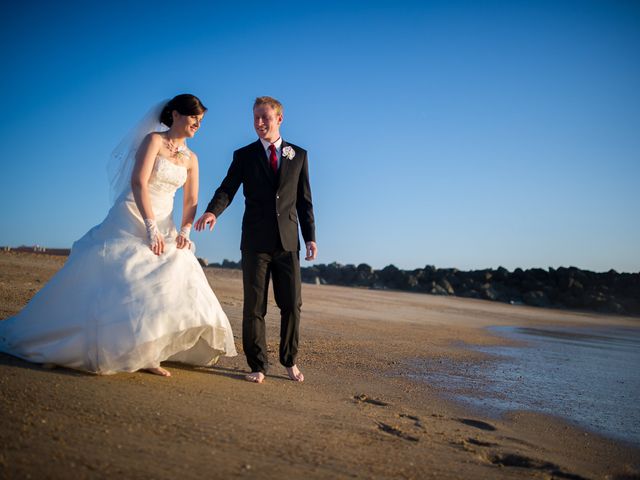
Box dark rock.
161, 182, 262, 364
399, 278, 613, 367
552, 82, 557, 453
446, 272, 462, 288
437, 278, 455, 295
494, 266, 510, 282
355, 263, 375, 286
430, 284, 449, 295
528, 268, 550, 282
523, 290, 551, 308
378, 264, 410, 290
423, 265, 437, 277
338, 264, 358, 285
560, 294, 584, 309
407, 275, 420, 290
479, 283, 499, 301
222, 259, 240, 269
599, 300, 626, 314
584, 290, 608, 309
321, 262, 345, 285
459, 289, 481, 299
197, 257, 208, 267
620, 296, 640, 315
293, 261, 639, 315
301, 266, 321, 284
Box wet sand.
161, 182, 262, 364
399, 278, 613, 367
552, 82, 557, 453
1, 251, 639, 479
420, 325, 640, 446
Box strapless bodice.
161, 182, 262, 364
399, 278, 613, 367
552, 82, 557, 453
148, 155, 188, 195
109, 154, 189, 227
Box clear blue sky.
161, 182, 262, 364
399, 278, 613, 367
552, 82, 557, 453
1, 0, 639, 272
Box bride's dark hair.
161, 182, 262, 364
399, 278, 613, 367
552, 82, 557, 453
160, 94, 207, 127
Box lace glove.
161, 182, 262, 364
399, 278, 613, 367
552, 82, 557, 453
144, 219, 161, 248
177, 225, 193, 250
178, 225, 191, 242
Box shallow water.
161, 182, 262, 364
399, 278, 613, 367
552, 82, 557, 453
425, 325, 640, 446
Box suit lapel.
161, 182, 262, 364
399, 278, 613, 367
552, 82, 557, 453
277, 140, 291, 188
253, 140, 276, 186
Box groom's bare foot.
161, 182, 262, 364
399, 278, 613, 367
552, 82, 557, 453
145, 367, 171, 377
245, 372, 265, 383
286, 365, 304, 382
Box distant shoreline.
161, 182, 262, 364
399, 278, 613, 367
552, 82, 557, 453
3, 246, 639, 316
204, 259, 640, 317
1, 246, 71, 256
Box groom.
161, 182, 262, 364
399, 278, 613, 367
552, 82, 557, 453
195, 96, 317, 384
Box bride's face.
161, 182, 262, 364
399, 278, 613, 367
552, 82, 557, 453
172, 112, 204, 138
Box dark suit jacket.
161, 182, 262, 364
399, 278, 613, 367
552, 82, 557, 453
205, 139, 315, 252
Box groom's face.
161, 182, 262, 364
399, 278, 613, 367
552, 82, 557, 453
253, 105, 283, 142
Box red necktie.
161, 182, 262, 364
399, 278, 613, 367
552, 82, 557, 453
269, 144, 278, 173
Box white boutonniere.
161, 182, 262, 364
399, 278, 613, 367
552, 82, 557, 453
282, 145, 296, 160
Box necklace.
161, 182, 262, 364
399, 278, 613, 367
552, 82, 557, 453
164, 136, 187, 159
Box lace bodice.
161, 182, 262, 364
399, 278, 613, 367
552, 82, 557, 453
148, 156, 188, 194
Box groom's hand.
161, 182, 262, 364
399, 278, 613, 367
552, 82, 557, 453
194, 212, 217, 232
305, 241, 317, 261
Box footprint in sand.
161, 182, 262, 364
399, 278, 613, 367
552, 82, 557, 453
353, 393, 390, 407
376, 421, 420, 442
399, 413, 420, 421
449, 437, 499, 454
483, 453, 588, 480
399, 413, 425, 430
451, 418, 588, 480
457, 418, 497, 431
466, 437, 497, 447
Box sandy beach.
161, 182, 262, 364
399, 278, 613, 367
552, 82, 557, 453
0, 251, 638, 480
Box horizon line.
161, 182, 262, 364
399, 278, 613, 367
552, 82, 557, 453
2, 245, 638, 275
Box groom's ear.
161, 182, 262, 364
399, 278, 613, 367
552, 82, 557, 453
277, 113, 283, 125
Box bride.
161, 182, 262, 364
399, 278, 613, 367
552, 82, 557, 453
0, 94, 237, 376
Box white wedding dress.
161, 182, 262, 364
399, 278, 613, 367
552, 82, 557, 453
0, 154, 237, 374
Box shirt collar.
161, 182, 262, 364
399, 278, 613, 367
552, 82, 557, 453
259, 137, 283, 151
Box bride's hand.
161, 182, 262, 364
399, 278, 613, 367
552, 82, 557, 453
177, 226, 191, 250
154, 235, 165, 255
144, 219, 165, 255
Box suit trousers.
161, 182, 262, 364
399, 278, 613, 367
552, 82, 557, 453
241, 249, 301, 373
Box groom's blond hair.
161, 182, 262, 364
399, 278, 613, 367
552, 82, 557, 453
254, 96, 283, 115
